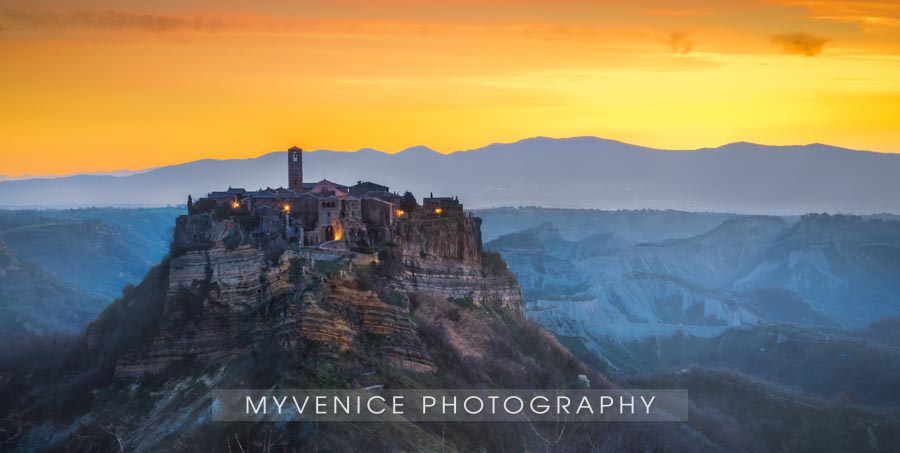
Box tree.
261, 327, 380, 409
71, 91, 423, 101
191, 197, 217, 214
400, 191, 418, 213
214, 203, 231, 221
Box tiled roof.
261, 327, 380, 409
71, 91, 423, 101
315, 179, 349, 190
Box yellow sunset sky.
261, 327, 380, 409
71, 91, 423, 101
1, 0, 899, 176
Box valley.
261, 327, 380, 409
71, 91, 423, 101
2, 205, 899, 450
482, 208, 900, 406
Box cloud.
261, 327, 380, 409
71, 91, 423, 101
665, 32, 694, 55
770, 1, 900, 29
773, 32, 828, 56
1, 9, 223, 33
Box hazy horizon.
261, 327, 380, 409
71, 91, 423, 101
0, 135, 893, 180
2, 137, 899, 214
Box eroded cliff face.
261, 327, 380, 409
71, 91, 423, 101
112, 212, 520, 377
113, 242, 293, 376
389, 215, 524, 313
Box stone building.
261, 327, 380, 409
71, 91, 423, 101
422, 194, 463, 215
197, 146, 471, 248
288, 146, 303, 191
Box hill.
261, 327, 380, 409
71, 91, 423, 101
487, 213, 900, 342
0, 208, 180, 300
0, 237, 106, 338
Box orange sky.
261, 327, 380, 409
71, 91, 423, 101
1, 0, 899, 176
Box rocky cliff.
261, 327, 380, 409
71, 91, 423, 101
389, 214, 523, 313
111, 211, 521, 377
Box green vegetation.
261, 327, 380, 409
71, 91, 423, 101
399, 191, 417, 213
627, 368, 900, 452
448, 296, 476, 310
314, 259, 345, 276
234, 214, 260, 232
264, 237, 288, 264
189, 197, 216, 214
170, 287, 206, 329
222, 232, 241, 250
213, 203, 230, 221
350, 262, 376, 291
480, 250, 510, 277
287, 257, 306, 284
375, 243, 402, 276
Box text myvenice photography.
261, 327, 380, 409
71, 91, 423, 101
2, 0, 900, 451
212, 389, 688, 422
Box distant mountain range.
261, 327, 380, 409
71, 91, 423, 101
2, 137, 900, 213
0, 168, 149, 182
484, 211, 900, 341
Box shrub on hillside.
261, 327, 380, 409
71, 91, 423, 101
413, 295, 605, 390
214, 203, 230, 221
375, 245, 401, 276
287, 258, 306, 284
265, 238, 288, 265
235, 214, 261, 232
223, 232, 241, 251
481, 251, 510, 277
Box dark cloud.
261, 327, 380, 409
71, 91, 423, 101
773, 32, 828, 57
1, 10, 223, 33
665, 32, 694, 55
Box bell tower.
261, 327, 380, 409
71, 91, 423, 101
288, 146, 303, 191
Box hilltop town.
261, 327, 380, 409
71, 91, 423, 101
110, 145, 522, 378
191, 146, 464, 248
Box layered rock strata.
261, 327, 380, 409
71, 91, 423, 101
390, 215, 523, 313
113, 211, 521, 377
